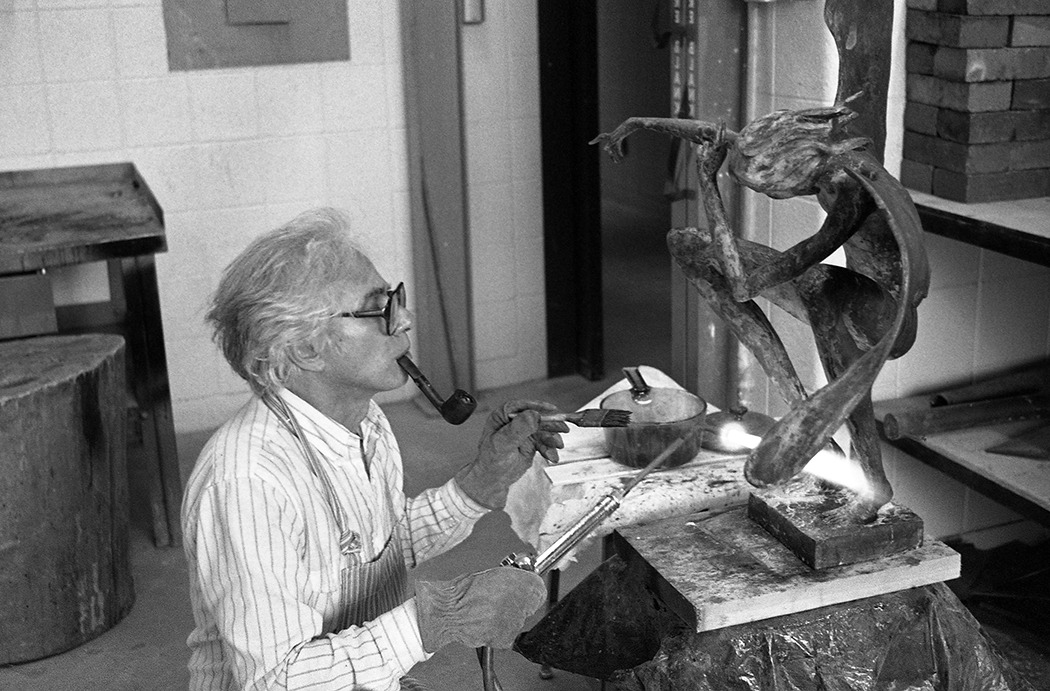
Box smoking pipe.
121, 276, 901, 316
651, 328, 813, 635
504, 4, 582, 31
397, 354, 477, 425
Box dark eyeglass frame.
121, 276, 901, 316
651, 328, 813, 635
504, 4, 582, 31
337, 282, 406, 336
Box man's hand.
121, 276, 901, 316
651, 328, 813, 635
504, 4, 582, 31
455, 400, 569, 510
415, 568, 547, 651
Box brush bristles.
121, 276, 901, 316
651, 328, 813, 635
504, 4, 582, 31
574, 408, 632, 427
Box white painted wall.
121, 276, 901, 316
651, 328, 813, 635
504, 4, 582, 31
0, 0, 549, 435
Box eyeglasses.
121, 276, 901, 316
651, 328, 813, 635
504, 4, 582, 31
338, 282, 406, 336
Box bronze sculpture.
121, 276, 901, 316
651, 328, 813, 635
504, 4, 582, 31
591, 99, 929, 524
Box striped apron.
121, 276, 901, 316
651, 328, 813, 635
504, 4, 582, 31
335, 524, 428, 691
334, 526, 409, 631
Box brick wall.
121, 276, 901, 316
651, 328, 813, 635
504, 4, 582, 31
902, 0, 1050, 202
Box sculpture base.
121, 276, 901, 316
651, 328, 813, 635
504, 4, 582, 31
747, 477, 925, 570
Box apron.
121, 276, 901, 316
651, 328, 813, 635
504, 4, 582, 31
263, 394, 428, 691
334, 523, 409, 631
338, 525, 428, 691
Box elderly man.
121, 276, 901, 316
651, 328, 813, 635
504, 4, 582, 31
182, 208, 565, 690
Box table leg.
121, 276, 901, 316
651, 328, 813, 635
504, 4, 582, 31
119, 256, 182, 547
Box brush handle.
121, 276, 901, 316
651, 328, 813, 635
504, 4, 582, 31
507, 412, 571, 422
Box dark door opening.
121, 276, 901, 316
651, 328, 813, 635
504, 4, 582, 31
539, 0, 673, 382
596, 1, 673, 379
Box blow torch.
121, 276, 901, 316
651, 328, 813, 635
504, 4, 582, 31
477, 423, 704, 690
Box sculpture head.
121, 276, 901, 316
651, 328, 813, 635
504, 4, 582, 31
727, 105, 868, 199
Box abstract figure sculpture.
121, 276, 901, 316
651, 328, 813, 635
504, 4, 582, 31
591, 100, 929, 524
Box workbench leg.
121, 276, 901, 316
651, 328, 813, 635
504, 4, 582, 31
120, 256, 182, 547
536, 543, 615, 687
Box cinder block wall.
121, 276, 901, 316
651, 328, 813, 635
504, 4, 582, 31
0, 0, 549, 433
460, 2, 548, 391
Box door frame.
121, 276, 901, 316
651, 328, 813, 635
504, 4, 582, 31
400, 2, 474, 395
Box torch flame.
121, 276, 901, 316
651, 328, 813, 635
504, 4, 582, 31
719, 424, 872, 497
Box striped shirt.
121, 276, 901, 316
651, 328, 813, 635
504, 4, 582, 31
182, 390, 488, 690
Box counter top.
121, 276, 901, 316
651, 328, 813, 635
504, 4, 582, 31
874, 396, 1050, 526
910, 190, 1050, 267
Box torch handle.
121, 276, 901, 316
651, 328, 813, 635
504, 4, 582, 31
533, 493, 622, 575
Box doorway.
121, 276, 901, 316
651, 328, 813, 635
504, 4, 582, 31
596, 1, 674, 380
539, 0, 672, 382
540, 0, 746, 404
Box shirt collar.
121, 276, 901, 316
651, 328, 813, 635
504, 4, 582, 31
274, 389, 384, 454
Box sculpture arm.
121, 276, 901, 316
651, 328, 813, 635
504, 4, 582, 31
590, 117, 731, 162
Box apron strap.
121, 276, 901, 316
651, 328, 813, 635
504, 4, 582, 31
262, 393, 358, 554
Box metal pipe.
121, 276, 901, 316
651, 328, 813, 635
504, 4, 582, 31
534, 494, 622, 575
530, 424, 700, 575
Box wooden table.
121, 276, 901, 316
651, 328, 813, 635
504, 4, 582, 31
0, 163, 181, 547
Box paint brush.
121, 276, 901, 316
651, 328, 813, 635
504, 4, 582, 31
511, 408, 633, 427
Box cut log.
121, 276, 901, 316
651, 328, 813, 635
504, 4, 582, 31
0, 334, 133, 664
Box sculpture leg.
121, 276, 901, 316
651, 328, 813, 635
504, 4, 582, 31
806, 283, 895, 522
668, 227, 809, 408
836, 395, 894, 522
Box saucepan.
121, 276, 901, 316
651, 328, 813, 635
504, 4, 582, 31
600, 367, 707, 468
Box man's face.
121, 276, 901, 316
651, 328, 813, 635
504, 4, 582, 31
319, 254, 412, 401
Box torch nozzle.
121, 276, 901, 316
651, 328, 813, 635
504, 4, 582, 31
397, 354, 477, 425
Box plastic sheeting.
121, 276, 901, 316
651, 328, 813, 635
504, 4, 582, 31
613, 582, 1029, 690
519, 553, 1033, 690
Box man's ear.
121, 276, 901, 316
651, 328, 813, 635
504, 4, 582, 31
289, 341, 326, 373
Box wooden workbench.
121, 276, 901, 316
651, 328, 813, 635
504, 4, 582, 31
509, 370, 973, 689
0, 163, 181, 547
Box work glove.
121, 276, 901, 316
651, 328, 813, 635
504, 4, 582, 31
455, 400, 569, 509
415, 567, 547, 652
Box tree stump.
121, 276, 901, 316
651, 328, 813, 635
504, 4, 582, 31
0, 334, 133, 664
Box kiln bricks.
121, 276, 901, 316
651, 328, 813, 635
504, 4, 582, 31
903, 0, 1050, 202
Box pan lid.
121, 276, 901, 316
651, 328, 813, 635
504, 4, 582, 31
702, 405, 776, 453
